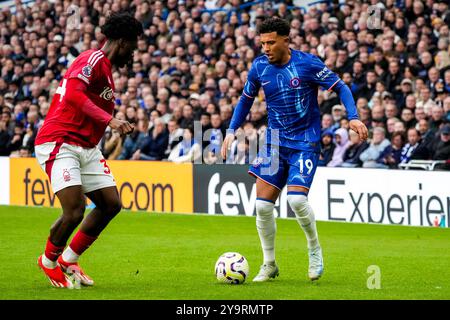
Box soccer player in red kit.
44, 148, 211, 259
34, 12, 143, 288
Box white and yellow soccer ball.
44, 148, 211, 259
215, 252, 249, 284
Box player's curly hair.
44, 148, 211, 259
101, 12, 143, 41
257, 17, 290, 36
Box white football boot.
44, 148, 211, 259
308, 246, 324, 281
252, 263, 279, 282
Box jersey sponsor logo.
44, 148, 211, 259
316, 66, 331, 80
262, 81, 271, 86
100, 86, 114, 101
289, 77, 302, 88
82, 64, 93, 77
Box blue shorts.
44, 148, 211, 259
248, 145, 320, 191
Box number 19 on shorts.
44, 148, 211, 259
299, 158, 314, 176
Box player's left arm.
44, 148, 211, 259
309, 55, 368, 141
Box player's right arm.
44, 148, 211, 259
221, 61, 261, 160
64, 79, 134, 135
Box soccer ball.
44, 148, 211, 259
215, 252, 249, 284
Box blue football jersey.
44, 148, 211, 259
243, 50, 341, 152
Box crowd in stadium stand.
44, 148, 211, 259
0, 0, 449, 169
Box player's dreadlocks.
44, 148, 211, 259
257, 17, 290, 36
101, 12, 143, 40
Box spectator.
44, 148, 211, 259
404, 94, 417, 111
204, 113, 225, 164
118, 119, 149, 160
443, 96, 450, 123
321, 113, 335, 134
179, 104, 194, 129
22, 123, 37, 154
331, 104, 345, 125
103, 128, 124, 160
385, 102, 399, 120
358, 70, 377, 100
168, 126, 201, 163
414, 107, 427, 122
358, 105, 372, 129
385, 61, 402, 96
10, 145, 32, 158
413, 124, 450, 170
416, 86, 435, 115
339, 118, 349, 131
5, 123, 24, 155
102, 112, 126, 159
1, 110, 15, 136
394, 121, 407, 135
327, 128, 350, 167
132, 118, 168, 161
0, 118, 11, 156
400, 108, 416, 129
431, 124, 450, 170
341, 130, 369, 167
230, 122, 258, 164
417, 127, 439, 158
376, 132, 406, 169
220, 104, 233, 129
359, 127, 391, 168
165, 117, 184, 158
401, 128, 422, 164
371, 105, 386, 124
429, 105, 445, 133
156, 102, 172, 123
318, 130, 335, 167
398, 78, 414, 108
387, 117, 401, 138
242, 121, 258, 147
200, 111, 212, 132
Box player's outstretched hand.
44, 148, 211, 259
349, 119, 368, 141
221, 133, 235, 160
108, 118, 134, 135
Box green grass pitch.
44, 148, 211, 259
0, 205, 449, 300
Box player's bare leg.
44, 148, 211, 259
253, 178, 280, 282
38, 185, 86, 288
49, 186, 86, 246
82, 186, 122, 235
59, 186, 122, 286
287, 186, 323, 281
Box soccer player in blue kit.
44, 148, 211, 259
221, 17, 368, 282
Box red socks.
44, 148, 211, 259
44, 231, 97, 262
44, 238, 65, 261
69, 230, 98, 256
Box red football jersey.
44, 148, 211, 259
36, 49, 115, 148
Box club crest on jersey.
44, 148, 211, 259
82, 64, 93, 77
100, 86, 114, 101
252, 157, 264, 168
63, 169, 71, 182
290, 77, 302, 88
